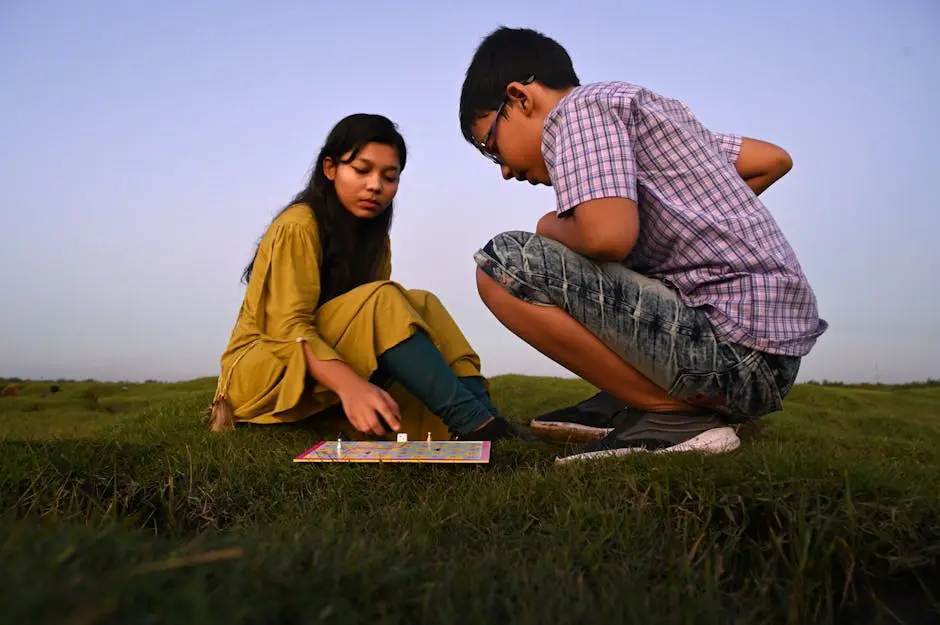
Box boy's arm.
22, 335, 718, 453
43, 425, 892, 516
737, 137, 793, 195
537, 96, 640, 262
716, 133, 793, 195
537, 199, 638, 262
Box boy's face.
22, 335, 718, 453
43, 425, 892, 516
468, 80, 556, 186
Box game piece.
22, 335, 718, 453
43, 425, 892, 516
336, 435, 342, 457
397, 433, 408, 442
427, 431, 432, 445
293, 440, 491, 464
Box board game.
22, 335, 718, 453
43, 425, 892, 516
293, 439, 491, 464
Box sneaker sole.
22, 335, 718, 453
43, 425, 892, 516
554, 426, 741, 465
529, 421, 613, 444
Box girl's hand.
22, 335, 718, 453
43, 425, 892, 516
299, 343, 402, 436
337, 379, 401, 436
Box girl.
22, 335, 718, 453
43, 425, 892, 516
208, 113, 530, 442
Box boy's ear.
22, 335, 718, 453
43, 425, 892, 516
322, 156, 337, 181
505, 81, 535, 117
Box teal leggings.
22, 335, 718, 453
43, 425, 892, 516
375, 330, 499, 434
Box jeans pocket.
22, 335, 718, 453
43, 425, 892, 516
667, 349, 783, 422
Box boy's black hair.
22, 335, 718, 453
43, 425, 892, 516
459, 27, 580, 144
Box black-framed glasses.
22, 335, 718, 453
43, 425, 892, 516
475, 74, 535, 165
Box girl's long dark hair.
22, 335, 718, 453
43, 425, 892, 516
241, 113, 407, 305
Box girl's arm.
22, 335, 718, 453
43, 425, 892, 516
265, 222, 400, 434
300, 343, 400, 435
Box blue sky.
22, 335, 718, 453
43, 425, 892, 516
1, 0, 937, 384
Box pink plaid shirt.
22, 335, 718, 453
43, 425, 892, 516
542, 81, 827, 357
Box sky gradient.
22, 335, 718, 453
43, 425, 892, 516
1, 0, 938, 384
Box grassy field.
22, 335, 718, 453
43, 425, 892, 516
0, 376, 938, 624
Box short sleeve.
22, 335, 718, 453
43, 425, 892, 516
713, 132, 742, 164
671, 99, 742, 167
262, 223, 341, 364
543, 94, 638, 216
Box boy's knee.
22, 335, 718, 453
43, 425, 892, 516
474, 267, 498, 299
478, 230, 538, 273
474, 267, 521, 313
474, 231, 557, 307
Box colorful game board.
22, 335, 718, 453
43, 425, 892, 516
293, 440, 491, 464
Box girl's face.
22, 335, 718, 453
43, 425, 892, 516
322, 142, 402, 219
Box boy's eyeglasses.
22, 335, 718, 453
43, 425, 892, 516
476, 75, 535, 165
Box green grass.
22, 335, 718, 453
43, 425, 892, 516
1, 376, 938, 624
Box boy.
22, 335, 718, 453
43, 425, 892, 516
458, 27, 827, 463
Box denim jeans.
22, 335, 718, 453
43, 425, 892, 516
474, 231, 801, 422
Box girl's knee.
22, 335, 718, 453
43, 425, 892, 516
369, 284, 449, 322
345, 282, 414, 316
406, 289, 456, 324
367, 281, 409, 305
405, 288, 436, 303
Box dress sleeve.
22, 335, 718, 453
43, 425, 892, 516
261, 222, 341, 365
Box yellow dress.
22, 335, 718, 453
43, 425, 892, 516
212, 203, 485, 441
